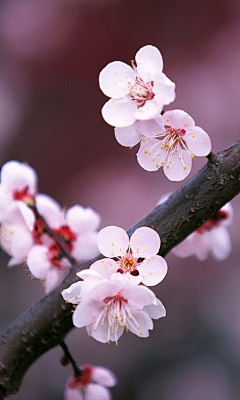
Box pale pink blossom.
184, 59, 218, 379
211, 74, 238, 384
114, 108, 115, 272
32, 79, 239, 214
0, 160, 37, 220
70, 279, 166, 343
27, 199, 101, 294
90, 225, 167, 286
136, 109, 211, 181
64, 364, 117, 400
99, 45, 175, 127
0, 201, 34, 266
172, 203, 233, 261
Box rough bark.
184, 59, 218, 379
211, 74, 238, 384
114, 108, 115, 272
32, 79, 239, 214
1, 140, 240, 398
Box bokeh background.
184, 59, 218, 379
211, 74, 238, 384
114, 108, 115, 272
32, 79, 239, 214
0, 0, 240, 399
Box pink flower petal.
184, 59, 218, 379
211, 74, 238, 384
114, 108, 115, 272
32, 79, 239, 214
163, 109, 195, 129
145, 298, 166, 319
91, 366, 117, 387
86, 383, 112, 400
137, 138, 164, 171
101, 98, 137, 128
138, 255, 167, 286
99, 61, 135, 98
1, 160, 37, 194
130, 226, 160, 258
97, 226, 128, 257
210, 226, 232, 261
27, 245, 51, 279
90, 259, 118, 279
135, 118, 165, 137
114, 124, 142, 147
61, 281, 82, 304
36, 193, 64, 228
135, 97, 162, 121
66, 205, 100, 234
45, 267, 69, 294
135, 45, 163, 82
184, 126, 211, 156
72, 233, 99, 262
163, 149, 192, 181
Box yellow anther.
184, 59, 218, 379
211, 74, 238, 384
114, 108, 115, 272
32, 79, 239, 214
144, 150, 148, 154
111, 243, 114, 246
166, 118, 170, 122
156, 164, 160, 168
191, 155, 194, 159
135, 237, 138, 241
142, 138, 146, 141
167, 164, 170, 168
192, 135, 195, 138
184, 166, 187, 170
161, 161, 165, 164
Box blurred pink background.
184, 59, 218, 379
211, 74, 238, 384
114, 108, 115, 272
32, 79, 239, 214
0, 0, 240, 399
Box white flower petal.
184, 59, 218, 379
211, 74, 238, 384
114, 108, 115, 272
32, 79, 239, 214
11, 226, 33, 260
138, 255, 167, 286
1, 160, 37, 194
126, 310, 152, 337
61, 281, 82, 304
73, 300, 103, 328
72, 233, 99, 262
97, 226, 129, 257
99, 61, 135, 98
36, 193, 64, 228
114, 124, 142, 147
66, 205, 100, 234
163, 149, 192, 181
90, 259, 118, 279
184, 126, 211, 156
135, 118, 165, 137
172, 234, 195, 258
86, 383, 111, 400
145, 298, 166, 319
101, 98, 137, 127
135, 45, 163, 82
210, 226, 232, 261
27, 245, 51, 279
111, 272, 142, 285
91, 366, 117, 387
45, 267, 69, 294
153, 75, 176, 106
163, 109, 195, 129
64, 385, 84, 400
137, 139, 164, 171
130, 226, 160, 258
135, 97, 162, 121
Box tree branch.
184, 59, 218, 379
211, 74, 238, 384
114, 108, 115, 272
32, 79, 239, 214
1, 140, 240, 398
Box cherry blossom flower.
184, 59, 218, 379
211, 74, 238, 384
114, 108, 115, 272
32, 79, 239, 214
136, 109, 211, 181
89, 225, 167, 286
69, 279, 166, 344
0, 201, 34, 266
172, 203, 233, 261
0, 160, 37, 220
27, 198, 101, 293
99, 45, 175, 127
64, 364, 117, 400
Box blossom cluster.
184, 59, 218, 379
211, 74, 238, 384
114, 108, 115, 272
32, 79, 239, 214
0, 160, 101, 293
62, 225, 167, 344
99, 45, 212, 181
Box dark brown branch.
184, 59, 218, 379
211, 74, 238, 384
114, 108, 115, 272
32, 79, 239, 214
1, 140, 240, 398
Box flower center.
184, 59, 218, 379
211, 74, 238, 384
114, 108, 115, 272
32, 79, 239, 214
68, 366, 93, 389
13, 187, 35, 207
197, 210, 228, 234
118, 252, 138, 272
144, 124, 192, 171
93, 292, 142, 343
